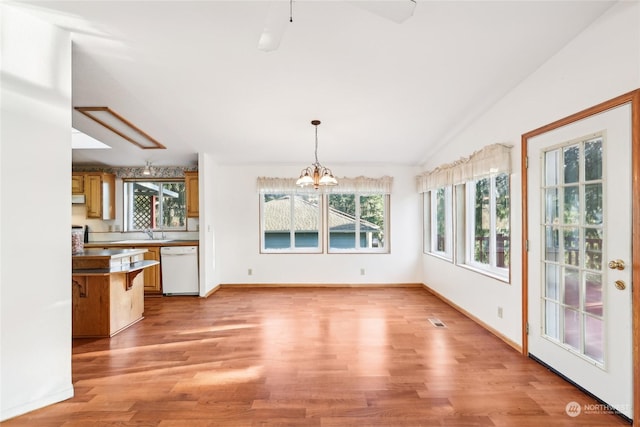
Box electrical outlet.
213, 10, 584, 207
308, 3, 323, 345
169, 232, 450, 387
360, 268, 365, 276
497, 306, 503, 318
248, 268, 253, 276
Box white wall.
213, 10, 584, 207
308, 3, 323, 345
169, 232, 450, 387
214, 163, 421, 285
0, 5, 74, 421
420, 1, 640, 346
198, 152, 222, 295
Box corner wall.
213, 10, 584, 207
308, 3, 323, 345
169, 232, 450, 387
1, 4, 74, 421
420, 1, 640, 346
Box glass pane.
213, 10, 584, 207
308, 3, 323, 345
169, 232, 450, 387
293, 195, 320, 248
585, 183, 602, 225
585, 273, 603, 316
563, 307, 580, 351
563, 145, 580, 184
436, 188, 446, 252
563, 228, 580, 266
360, 194, 385, 250
563, 186, 579, 224
584, 228, 603, 270
585, 315, 604, 363
423, 193, 430, 253
263, 194, 292, 249
545, 301, 560, 340
125, 181, 187, 231
159, 182, 186, 229
545, 263, 560, 300
544, 226, 559, 262
544, 188, 559, 225
495, 174, 510, 268
473, 179, 490, 264
563, 267, 580, 308
545, 149, 560, 186
328, 194, 356, 249
585, 138, 603, 181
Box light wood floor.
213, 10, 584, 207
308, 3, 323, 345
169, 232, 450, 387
4, 287, 630, 426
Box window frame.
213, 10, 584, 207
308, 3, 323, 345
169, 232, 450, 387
461, 173, 510, 281
259, 193, 324, 254
423, 186, 453, 261
122, 178, 188, 232
258, 191, 390, 254
327, 192, 390, 254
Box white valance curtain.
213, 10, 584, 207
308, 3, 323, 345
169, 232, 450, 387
417, 143, 512, 193
257, 176, 394, 194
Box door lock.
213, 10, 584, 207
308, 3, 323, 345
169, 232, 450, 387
615, 280, 626, 291
608, 259, 625, 270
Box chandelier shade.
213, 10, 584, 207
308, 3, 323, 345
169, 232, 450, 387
296, 120, 338, 189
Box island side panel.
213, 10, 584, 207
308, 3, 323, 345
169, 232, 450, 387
109, 272, 145, 336
72, 275, 111, 337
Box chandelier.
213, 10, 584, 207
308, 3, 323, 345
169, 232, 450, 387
296, 120, 338, 189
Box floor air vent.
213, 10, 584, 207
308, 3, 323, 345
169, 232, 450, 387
428, 318, 447, 328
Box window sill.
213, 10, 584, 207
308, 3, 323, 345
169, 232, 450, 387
425, 251, 453, 263
457, 263, 510, 284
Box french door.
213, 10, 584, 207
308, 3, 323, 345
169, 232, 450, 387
525, 100, 634, 419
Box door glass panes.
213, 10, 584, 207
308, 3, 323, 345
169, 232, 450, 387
545, 301, 560, 340
541, 135, 605, 365
563, 145, 580, 183
585, 139, 603, 181
544, 227, 559, 262
585, 315, 604, 363
585, 228, 603, 270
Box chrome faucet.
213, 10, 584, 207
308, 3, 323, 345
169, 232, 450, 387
144, 228, 154, 240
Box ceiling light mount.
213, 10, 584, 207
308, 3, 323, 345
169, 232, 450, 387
296, 120, 338, 190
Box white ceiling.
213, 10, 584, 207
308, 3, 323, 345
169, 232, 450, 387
17, 0, 616, 167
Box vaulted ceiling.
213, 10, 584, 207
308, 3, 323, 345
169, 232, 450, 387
17, 0, 616, 167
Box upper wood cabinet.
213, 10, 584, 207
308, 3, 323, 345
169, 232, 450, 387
85, 172, 115, 220
72, 173, 84, 194
184, 171, 199, 218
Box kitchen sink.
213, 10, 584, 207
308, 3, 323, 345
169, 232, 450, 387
112, 239, 174, 244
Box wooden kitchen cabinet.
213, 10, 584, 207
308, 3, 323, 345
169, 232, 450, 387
185, 171, 199, 218
85, 172, 115, 220
142, 247, 162, 295
72, 173, 84, 194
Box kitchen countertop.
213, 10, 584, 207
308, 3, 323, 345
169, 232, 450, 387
85, 240, 199, 248
73, 248, 149, 259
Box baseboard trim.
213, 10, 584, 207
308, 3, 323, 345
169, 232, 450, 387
202, 285, 221, 298
218, 283, 424, 289
421, 283, 522, 353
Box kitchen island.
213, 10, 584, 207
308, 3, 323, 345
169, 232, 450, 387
72, 248, 159, 338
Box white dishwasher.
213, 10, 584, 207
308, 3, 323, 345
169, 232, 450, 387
161, 246, 199, 295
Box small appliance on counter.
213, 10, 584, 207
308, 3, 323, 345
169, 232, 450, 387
71, 226, 84, 254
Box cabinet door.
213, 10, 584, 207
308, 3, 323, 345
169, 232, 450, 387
101, 173, 115, 220
143, 247, 162, 294
185, 171, 199, 218
85, 174, 102, 218
72, 174, 84, 194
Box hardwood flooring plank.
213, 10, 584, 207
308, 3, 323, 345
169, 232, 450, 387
2, 287, 630, 426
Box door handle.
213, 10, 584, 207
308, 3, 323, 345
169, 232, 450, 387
608, 259, 625, 270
